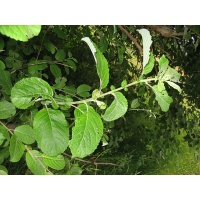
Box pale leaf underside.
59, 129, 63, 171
102, 92, 128, 121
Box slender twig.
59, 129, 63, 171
129, 109, 156, 118
118, 25, 143, 54
28, 61, 71, 68
11, 60, 72, 73
63, 153, 122, 167
0, 121, 14, 135
98, 78, 156, 97
45, 77, 158, 106
63, 153, 92, 164
147, 25, 184, 38
36, 27, 50, 61
25, 145, 53, 175
93, 161, 122, 167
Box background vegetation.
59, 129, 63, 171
0, 25, 200, 175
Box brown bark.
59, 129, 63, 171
118, 25, 143, 54
147, 25, 184, 38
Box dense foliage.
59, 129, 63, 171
0, 25, 200, 175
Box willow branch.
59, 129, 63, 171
0, 121, 14, 135
118, 25, 143, 55
147, 25, 184, 38
45, 77, 158, 106
93, 161, 123, 167
25, 145, 53, 174
63, 153, 122, 167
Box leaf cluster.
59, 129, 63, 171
0, 25, 195, 175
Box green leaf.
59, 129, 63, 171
166, 81, 182, 93
0, 165, 8, 175
5, 57, 13, 69
11, 77, 53, 109
137, 29, 152, 71
14, 125, 35, 145
102, 92, 128, 121
110, 85, 115, 91
92, 89, 100, 100
54, 77, 67, 90
0, 157, 4, 165
69, 104, 103, 158
0, 69, 12, 95
77, 84, 91, 98
55, 49, 66, 61
66, 164, 82, 175
43, 55, 52, 61
159, 55, 169, 69
118, 44, 125, 64
28, 65, 38, 75
0, 60, 5, 70
0, 165, 8, 172
54, 95, 72, 109
0, 170, 7, 175
53, 26, 66, 39
158, 55, 168, 76
158, 56, 181, 83
9, 135, 25, 162
131, 99, 140, 109
50, 64, 62, 78
0, 101, 16, 119
26, 150, 47, 175
162, 67, 181, 83
143, 52, 154, 75
44, 42, 55, 54
152, 85, 173, 112
0, 125, 10, 141
99, 37, 108, 53
37, 63, 48, 71
64, 85, 76, 95
82, 37, 109, 89
121, 80, 127, 88
121, 80, 128, 92
0, 132, 5, 145
51, 98, 59, 109
43, 154, 65, 170
96, 100, 107, 110
0, 36, 5, 50
27, 60, 47, 76
0, 147, 9, 164
66, 59, 77, 72
33, 108, 69, 156
158, 80, 165, 92
0, 25, 41, 42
